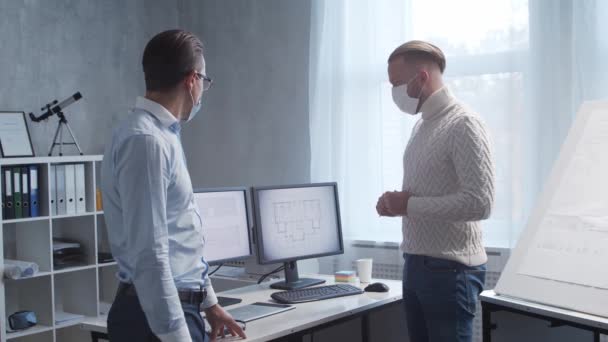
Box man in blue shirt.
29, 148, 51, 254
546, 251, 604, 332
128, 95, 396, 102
102, 30, 246, 342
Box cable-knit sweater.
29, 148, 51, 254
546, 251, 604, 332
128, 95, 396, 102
401, 86, 495, 266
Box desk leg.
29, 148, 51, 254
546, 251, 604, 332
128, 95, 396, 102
482, 303, 492, 342
361, 314, 370, 342
594, 331, 600, 342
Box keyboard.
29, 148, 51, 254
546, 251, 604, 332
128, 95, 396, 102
271, 284, 364, 304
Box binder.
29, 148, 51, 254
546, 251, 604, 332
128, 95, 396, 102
75, 163, 86, 213
12, 167, 22, 219
96, 188, 103, 211
56, 165, 66, 215
3, 168, 14, 219
1, 167, 5, 219
29, 165, 40, 217
50, 165, 57, 216
21, 166, 30, 218
65, 164, 76, 215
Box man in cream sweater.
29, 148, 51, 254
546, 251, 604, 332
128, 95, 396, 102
376, 41, 495, 342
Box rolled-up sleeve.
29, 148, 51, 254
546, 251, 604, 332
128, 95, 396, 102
201, 271, 218, 309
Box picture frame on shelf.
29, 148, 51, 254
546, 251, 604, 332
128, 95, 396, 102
0, 111, 35, 158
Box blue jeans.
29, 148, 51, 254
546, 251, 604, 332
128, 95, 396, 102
108, 285, 209, 342
402, 253, 486, 342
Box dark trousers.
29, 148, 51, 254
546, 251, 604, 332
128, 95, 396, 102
402, 253, 486, 342
107, 285, 209, 342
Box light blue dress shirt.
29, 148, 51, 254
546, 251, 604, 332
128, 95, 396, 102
101, 97, 217, 341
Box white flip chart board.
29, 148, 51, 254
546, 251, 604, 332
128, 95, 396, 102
495, 100, 608, 318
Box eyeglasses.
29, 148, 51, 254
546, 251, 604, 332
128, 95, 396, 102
195, 72, 213, 91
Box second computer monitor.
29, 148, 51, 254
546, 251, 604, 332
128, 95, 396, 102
253, 183, 344, 289
194, 188, 252, 265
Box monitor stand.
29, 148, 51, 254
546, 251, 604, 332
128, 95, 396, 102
269, 261, 325, 290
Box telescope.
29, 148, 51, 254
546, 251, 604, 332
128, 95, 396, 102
29, 92, 82, 122
29, 92, 84, 156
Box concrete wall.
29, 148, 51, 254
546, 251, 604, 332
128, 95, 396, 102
0, 0, 204, 156
181, 0, 312, 188
0, 0, 310, 185
1, 0, 310, 182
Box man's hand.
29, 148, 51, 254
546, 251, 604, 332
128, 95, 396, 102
376, 193, 396, 216
376, 191, 411, 217
205, 304, 246, 341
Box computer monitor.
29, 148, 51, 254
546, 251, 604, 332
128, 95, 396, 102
253, 182, 344, 290
194, 187, 252, 265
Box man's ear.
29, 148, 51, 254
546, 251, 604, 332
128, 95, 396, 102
419, 70, 430, 83
183, 71, 196, 90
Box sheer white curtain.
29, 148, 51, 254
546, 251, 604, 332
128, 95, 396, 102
309, 0, 608, 247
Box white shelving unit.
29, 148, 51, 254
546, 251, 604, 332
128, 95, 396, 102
1, 155, 118, 342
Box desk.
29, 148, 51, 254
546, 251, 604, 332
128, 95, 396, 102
480, 290, 608, 342
81, 274, 403, 342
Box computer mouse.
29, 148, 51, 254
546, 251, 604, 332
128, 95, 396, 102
364, 282, 389, 293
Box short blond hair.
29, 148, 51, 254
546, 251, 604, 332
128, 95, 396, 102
388, 40, 446, 73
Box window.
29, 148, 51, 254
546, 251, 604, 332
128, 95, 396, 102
310, 0, 608, 247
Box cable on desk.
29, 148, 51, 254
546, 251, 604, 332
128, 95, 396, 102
209, 263, 224, 276
257, 265, 285, 284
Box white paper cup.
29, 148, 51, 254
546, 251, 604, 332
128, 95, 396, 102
356, 258, 373, 283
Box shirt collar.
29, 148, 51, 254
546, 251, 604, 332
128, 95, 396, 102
134, 96, 179, 129
420, 86, 455, 121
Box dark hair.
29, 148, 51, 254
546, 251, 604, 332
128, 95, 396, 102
142, 29, 204, 91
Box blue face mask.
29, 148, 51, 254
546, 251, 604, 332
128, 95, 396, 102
186, 84, 203, 123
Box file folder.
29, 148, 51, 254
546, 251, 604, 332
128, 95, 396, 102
65, 164, 76, 215
75, 163, 86, 213
21, 166, 30, 218
12, 167, 22, 219
55, 165, 66, 215
3, 168, 14, 219
1, 167, 5, 219
50, 165, 57, 216
29, 165, 40, 217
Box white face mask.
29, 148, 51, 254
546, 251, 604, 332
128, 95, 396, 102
185, 81, 203, 123
391, 74, 423, 115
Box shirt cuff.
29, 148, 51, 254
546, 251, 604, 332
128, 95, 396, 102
156, 324, 192, 342
202, 283, 218, 309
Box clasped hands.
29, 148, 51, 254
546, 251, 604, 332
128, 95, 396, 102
376, 191, 412, 217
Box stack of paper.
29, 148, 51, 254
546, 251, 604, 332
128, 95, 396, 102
52, 241, 80, 251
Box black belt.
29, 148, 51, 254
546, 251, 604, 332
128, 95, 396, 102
118, 282, 207, 305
